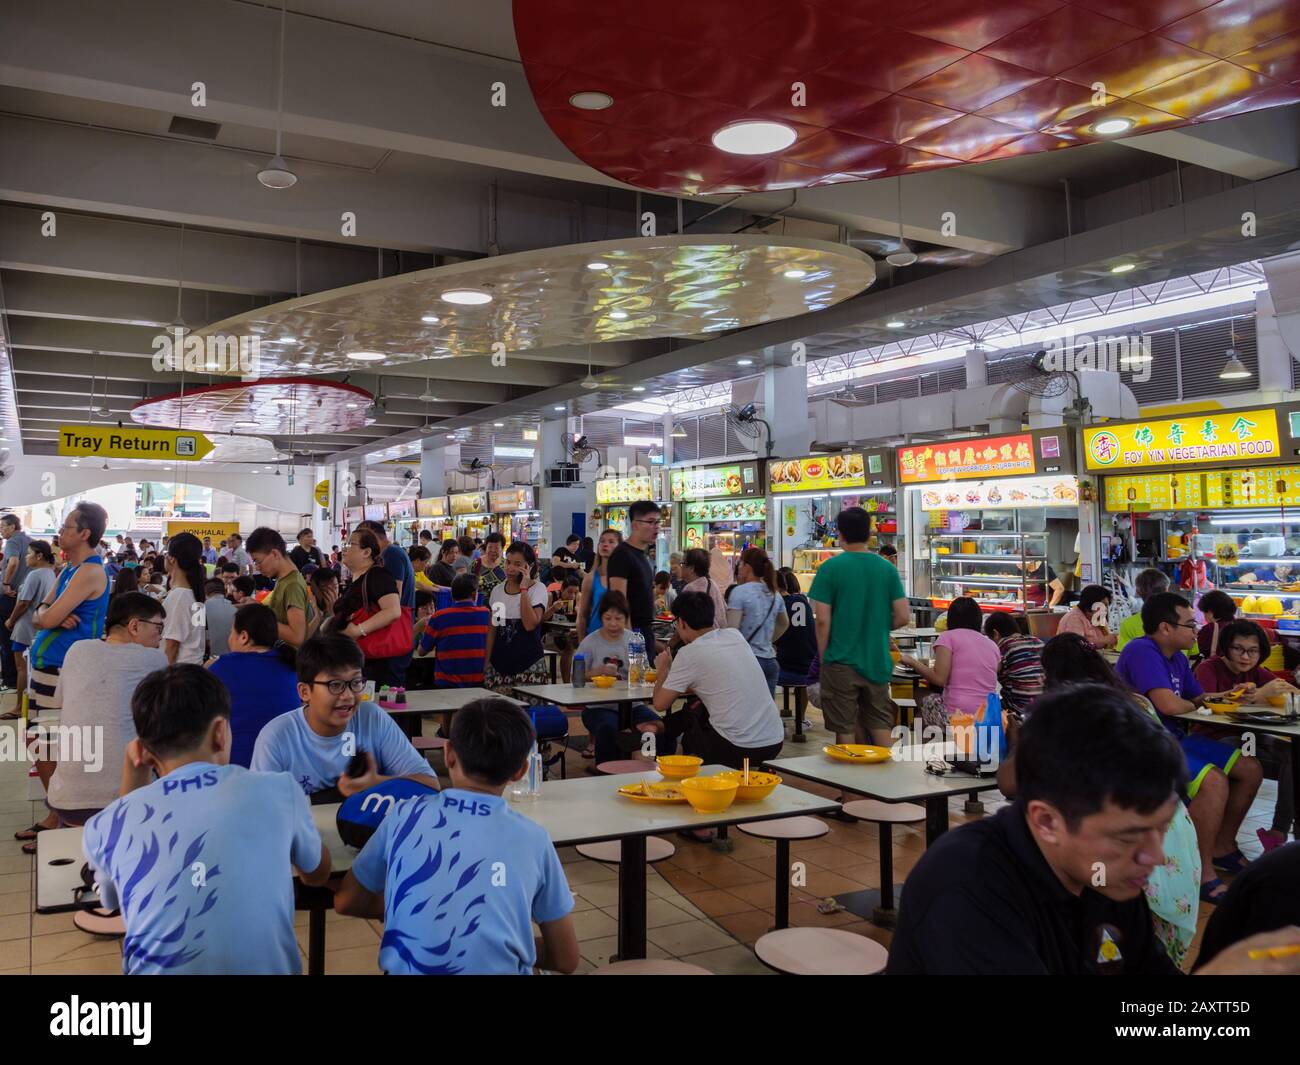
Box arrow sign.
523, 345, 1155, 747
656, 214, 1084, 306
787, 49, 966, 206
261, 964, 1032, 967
58, 425, 214, 461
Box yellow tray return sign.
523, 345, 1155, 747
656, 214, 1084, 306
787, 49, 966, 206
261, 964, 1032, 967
58, 425, 214, 461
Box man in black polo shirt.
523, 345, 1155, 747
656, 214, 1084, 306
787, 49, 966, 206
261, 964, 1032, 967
606, 500, 659, 655
889, 685, 1300, 976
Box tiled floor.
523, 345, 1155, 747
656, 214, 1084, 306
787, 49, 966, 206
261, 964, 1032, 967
0, 705, 1284, 975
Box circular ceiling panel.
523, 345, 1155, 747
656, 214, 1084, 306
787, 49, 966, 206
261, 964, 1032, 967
188, 235, 875, 374
514, 0, 1300, 195
131, 377, 374, 435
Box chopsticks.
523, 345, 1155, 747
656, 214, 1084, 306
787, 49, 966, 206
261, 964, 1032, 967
827, 744, 864, 758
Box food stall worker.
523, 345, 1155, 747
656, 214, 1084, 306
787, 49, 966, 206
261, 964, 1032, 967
1021, 559, 1065, 608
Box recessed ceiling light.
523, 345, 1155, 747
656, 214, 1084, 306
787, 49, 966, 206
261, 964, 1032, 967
420, 315, 441, 324
264, 466, 274, 471
1110, 262, 1136, 274
1093, 118, 1132, 136
632, 386, 646, 392
570, 91, 613, 111
737, 359, 754, 366
712, 120, 797, 155
233, 420, 259, 428
886, 319, 906, 329
553, 405, 565, 411
446, 434, 456, 440
346, 402, 360, 409
783, 268, 808, 279
271, 397, 297, 405
441, 287, 492, 305
347, 351, 386, 362
609, 310, 629, 320
277, 336, 297, 343
587, 261, 610, 270
493, 422, 504, 427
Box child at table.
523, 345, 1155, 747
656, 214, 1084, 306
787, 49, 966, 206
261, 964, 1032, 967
335, 697, 579, 975
251, 633, 439, 799
575, 591, 674, 766
417, 574, 491, 687
83, 664, 331, 974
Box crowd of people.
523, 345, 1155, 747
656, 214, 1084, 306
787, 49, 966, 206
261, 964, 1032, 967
1, 501, 1297, 976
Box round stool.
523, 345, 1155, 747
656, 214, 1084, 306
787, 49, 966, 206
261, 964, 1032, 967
737, 816, 828, 930
755, 927, 888, 975
589, 958, 712, 975
596, 759, 655, 775
575, 837, 676, 864
411, 736, 446, 751
841, 799, 925, 927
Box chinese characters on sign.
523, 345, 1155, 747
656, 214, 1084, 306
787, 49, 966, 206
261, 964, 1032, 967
898, 434, 1037, 484
1084, 410, 1280, 470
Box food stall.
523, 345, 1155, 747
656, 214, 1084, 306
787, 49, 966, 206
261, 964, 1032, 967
415, 496, 453, 545
386, 499, 418, 546
900, 428, 1079, 619
343, 505, 363, 535
449, 490, 491, 542
594, 474, 657, 537
668, 460, 766, 568
769, 448, 897, 592
490, 487, 542, 545
1087, 404, 1300, 642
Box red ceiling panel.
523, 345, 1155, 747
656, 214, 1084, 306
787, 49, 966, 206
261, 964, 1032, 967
514, 0, 1300, 194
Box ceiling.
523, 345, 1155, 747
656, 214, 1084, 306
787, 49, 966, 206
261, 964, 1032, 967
2, 0, 1299, 477
517, 0, 1300, 194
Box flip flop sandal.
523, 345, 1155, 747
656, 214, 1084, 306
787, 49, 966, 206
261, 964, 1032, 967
21, 840, 35, 855
14, 822, 47, 841
580, 744, 596, 760
73, 909, 125, 937
1199, 878, 1228, 904
1212, 849, 1249, 874
0, 709, 21, 720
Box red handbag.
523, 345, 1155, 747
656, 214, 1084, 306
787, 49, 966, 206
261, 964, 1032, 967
350, 571, 412, 659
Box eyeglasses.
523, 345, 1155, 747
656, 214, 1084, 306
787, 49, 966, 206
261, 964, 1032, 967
136, 619, 165, 631
1173, 621, 1198, 631
1227, 645, 1260, 656
311, 677, 367, 695
634, 517, 661, 526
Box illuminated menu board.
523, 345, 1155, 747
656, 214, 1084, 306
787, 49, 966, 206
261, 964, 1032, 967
668, 461, 762, 501
595, 476, 653, 504
416, 497, 448, 518
449, 491, 487, 516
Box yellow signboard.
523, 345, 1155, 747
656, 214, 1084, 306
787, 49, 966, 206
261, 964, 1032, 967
1085, 409, 1281, 471
770, 453, 867, 494
163, 520, 241, 540
314, 480, 330, 508
595, 476, 653, 505
58, 424, 214, 461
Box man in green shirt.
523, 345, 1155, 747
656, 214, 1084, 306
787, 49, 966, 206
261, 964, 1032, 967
809, 506, 910, 746
246, 527, 314, 648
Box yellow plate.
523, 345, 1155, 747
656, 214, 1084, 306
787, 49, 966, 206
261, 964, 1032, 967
1203, 702, 1239, 714
617, 782, 687, 803
823, 744, 893, 764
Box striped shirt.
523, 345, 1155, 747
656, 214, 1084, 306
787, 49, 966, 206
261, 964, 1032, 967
419, 602, 491, 686
995, 633, 1045, 718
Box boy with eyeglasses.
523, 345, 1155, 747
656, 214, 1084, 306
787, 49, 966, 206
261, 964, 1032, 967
251, 634, 439, 799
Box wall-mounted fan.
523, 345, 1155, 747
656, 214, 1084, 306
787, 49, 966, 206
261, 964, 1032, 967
563, 433, 599, 465
723, 403, 774, 456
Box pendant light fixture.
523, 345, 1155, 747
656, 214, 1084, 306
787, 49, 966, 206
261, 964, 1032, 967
1218, 318, 1251, 380
258, 0, 298, 189
885, 177, 917, 268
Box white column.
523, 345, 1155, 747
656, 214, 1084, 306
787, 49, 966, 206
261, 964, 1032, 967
1255, 289, 1295, 395
540, 417, 590, 558
762, 348, 809, 458
419, 439, 447, 497
661, 412, 674, 467
965, 346, 988, 388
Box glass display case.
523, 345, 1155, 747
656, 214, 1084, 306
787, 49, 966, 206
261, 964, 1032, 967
928, 531, 1051, 611
790, 546, 842, 591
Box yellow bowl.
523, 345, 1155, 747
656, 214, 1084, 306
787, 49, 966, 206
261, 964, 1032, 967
679, 775, 739, 814
590, 675, 617, 689
644, 669, 657, 682
656, 755, 703, 779
1203, 701, 1237, 714
716, 769, 781, 801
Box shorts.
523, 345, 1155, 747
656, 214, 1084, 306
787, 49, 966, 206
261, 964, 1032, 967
28, 664, 60, 713
818, 660, 896, 735
1181, 734, 1242, 799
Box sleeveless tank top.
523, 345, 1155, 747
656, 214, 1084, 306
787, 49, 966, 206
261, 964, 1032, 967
586, 570, 607, 636
31, 555, 111, 670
